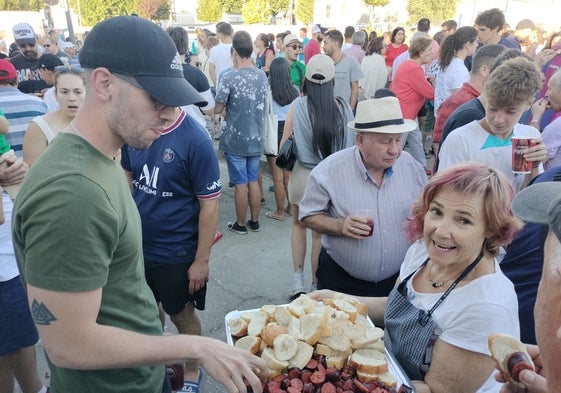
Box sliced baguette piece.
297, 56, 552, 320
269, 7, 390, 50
228, 317, 248, 337
273, 306, 293, 327
330, 298, 358, 322
298, 313, 323, 345
260, 304, 277, 319
356, 369, 378, 383
288, 340, 314, 369
325, 351, 350, 369
261, 322, 288, 347
317, 335, 352, 353
315, 343, 338, 356
364, 339, 386, 353
273, 333, 299, 361
377, 371, 398, 388
332, 293, 368, 316
261, 347, 289, 371
351, 326, 385, 350
234, 335, 262, 354
287, 293, 317, 317
349, 347, 388, 374
287, 315, 301, 338
247, 311, 268, 337
488, 333, 535, 388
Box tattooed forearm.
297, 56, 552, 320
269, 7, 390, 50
31, 299, 57, 326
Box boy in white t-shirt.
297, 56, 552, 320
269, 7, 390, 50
438, 57, 547, 192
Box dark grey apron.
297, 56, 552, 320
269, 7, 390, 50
384, 250, 484, 380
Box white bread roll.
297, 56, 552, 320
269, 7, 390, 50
234, 336, 262, 354
273, 333, 299, 361
349, 347, 388, 374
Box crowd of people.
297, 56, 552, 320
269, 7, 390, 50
1, 7, 561, 393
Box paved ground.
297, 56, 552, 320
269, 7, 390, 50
21, 150, 312, 392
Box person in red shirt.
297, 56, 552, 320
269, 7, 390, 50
384, 27, 408, 68
304, 24, 326, 64
390, 36, 434, 171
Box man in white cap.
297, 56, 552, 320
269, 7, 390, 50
283, 34, 306, 88
299, 97, 427, 297
10, 23, 44, 93
304, 24, 326, 64
13, 16, 267, 393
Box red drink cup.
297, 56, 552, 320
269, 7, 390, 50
511, 137, 536, 174
356, 210, 375, 237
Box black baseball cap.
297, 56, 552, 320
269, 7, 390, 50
39, 53, 64, 71
79, 16, 206, 107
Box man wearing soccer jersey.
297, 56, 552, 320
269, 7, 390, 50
121, 107, 221, 391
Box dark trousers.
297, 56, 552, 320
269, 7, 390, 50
316, 247, 399, 297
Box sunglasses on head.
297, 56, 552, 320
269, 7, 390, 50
54, 65, 84, 74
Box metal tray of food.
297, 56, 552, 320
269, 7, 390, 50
224, 306, 415, 392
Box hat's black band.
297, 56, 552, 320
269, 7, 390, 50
355, 118, 404, 129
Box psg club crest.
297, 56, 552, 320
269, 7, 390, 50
163, 148, 175, 163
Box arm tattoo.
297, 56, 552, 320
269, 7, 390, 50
31, 299, 57, 326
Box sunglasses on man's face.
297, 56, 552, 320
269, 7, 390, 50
19, 42, 36, 49
288, 44, 302, 50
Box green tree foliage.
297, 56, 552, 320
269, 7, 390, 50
138, 0, 170, 20
221, 0, 243, 14
294, 0, 313, 25
0, 0, 43, 11
406, 0, 459, 24
197, 0, 222, 23
363, 0, 389, 6
242, 0, 268, 24
68, 0, 140, 27
269, 0, 290, 17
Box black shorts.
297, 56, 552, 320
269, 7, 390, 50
145, 261, 206, 315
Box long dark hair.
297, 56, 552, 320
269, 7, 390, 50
269, 58, 298, 106
438, 26, 478, 70
302, 79, 346, 159
257, 33, 275, 55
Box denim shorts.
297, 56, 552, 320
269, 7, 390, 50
0, 276, 39, 356
225, 153, 261, 184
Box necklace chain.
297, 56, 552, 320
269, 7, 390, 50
428, 262, 463, 288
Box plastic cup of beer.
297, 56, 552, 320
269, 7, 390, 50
511, 137, 536, 174
356, 210, 375, 237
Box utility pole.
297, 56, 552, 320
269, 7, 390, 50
65, 0, 76, 43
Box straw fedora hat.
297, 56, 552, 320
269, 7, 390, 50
348, 97, 417, 134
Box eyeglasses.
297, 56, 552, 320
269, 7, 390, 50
19, 42, 36, 49
288, 44, 302, 50
43, 44, 51, 48
113, 73, 169, 111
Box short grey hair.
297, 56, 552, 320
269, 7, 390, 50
352, 31, 366, 46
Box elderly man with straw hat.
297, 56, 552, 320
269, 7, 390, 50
299, 96, 428, 297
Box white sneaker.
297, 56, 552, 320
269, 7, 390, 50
290, 272, 306, 298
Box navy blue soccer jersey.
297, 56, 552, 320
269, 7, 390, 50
121, 110, 221, 263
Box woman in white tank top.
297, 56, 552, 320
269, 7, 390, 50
23, 66, 85, 166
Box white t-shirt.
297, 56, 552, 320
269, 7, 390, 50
438, 121, 542, 192
0, 192, 19, 281
209, 43, 233, 81
400, 241, 519, 393
434, 58, 469, 114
